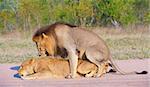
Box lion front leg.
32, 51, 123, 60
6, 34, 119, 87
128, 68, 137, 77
22, 75, 37, 80
66, 49, 78, 79
22, 71, 52, 80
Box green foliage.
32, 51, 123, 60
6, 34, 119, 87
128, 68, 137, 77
0, 0, 149, 31
95, 0, 137, 26
144, 12, 150, 24
133, 0, 149, 24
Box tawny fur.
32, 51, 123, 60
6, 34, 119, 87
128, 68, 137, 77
32, 22, 147, 78
18, 56, 108, 80
32, 22, 110, 78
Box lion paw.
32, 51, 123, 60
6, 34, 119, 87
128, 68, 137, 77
21, 76, 37, 80
85, 74, 93, 78
65, 74, 72, 79
65, 74, 77, 79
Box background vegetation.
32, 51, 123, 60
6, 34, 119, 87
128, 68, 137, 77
0, 28, 149, 63
0, 0, 149, 32
0, 0, 149, 63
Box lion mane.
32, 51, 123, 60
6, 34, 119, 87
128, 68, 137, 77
32, 22, 76, 57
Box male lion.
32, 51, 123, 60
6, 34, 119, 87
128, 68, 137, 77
32, 22, 148, 78
18, 56, 109, 80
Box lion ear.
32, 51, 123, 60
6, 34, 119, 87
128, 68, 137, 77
29, 58, 35, 64
42, 33, 48, 39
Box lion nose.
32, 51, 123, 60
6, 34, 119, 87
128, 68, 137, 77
19, 73, 24, 77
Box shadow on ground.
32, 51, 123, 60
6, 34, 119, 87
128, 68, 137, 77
10, 66, 21, 78
10, 66, 20, 70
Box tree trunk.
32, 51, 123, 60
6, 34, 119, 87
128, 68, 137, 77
15, 12, 19, 29
36, 16, 41, 28
3, 20, 7, 31
27, 14, 31, 30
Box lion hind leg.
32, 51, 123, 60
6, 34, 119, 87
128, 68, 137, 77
85, 46, 107, 77
84, 66, 97, 78
77, 61, 97, 77
97, 62, 109, 77
90, 62, 108, 78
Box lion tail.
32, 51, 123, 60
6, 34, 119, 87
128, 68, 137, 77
109, 57, 148, 75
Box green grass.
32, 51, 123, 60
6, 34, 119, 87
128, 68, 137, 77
0, 28, 150, 63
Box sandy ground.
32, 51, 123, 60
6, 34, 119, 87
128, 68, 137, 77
0, 59, 150, 87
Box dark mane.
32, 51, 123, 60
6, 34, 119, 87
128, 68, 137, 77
33, 22, 77, 37
33, 22, 76, 57
57, 22, 77, 28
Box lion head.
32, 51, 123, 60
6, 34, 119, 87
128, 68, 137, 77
32, 22, 75, 57
33, 33, 57, 56
18, 58, 36, 77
